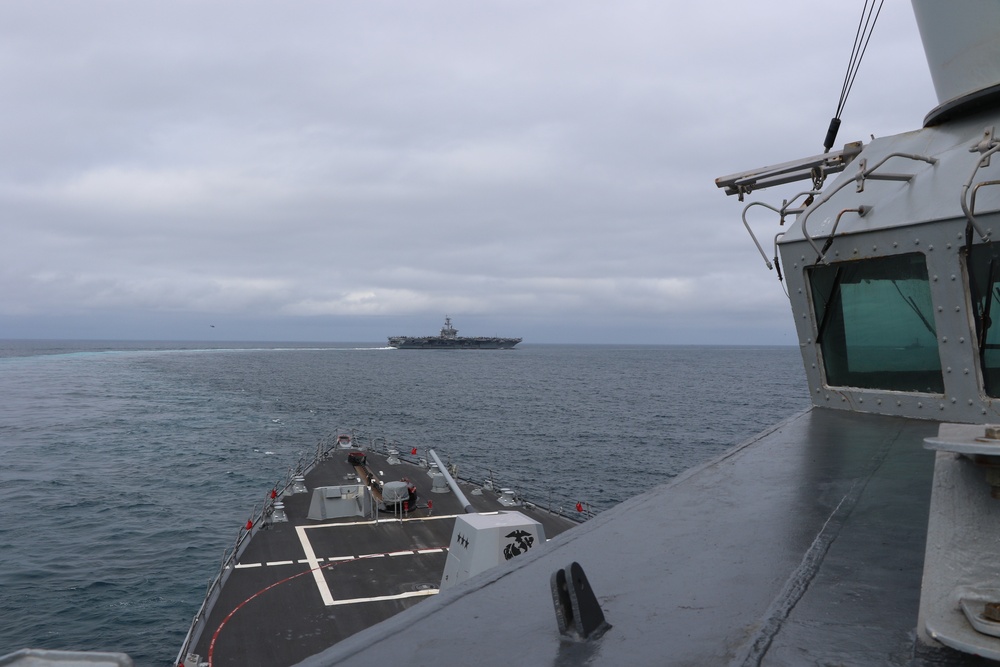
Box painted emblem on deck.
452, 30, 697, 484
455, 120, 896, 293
503, 529, 535, 560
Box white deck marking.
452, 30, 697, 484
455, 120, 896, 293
299, 514, 460, 531
295, 525, 334, 605
292, 514, 457, 606
325, 589, 439, 607
237, 558, 325, 568
236, 547, 449, 570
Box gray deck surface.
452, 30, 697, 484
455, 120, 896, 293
189, 448, 579, 667
295, 409, 998, 667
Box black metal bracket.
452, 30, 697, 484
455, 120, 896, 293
550, 562, 610, 641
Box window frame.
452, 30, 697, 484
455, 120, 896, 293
806, 252, 944, 394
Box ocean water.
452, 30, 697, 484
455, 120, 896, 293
0, 341, 809, 665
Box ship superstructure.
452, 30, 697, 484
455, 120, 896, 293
388, 316, 522, 349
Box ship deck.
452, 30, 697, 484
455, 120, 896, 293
184, 444, 579, 667
296, 409, 998, 667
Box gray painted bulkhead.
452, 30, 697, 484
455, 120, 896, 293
779, 109, 1000, 423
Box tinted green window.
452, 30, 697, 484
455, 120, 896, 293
809, 253, 943, 393
968, 242, 1000, 397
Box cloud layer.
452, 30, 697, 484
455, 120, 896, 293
0, 1, 937, 343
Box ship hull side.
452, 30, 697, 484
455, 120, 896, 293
387, 338, 521, 350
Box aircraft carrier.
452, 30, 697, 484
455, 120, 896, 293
388, 316, 522, 349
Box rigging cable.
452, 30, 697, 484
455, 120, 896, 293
823, 0, 886, 153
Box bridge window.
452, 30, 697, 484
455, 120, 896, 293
808, 253, 943, 393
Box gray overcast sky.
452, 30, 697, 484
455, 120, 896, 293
0, 1, 936, 344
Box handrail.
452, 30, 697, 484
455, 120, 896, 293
802, 151, 936, 264
741, 190, 820, 272
961, 142, 1000, 242
742, 202, 781, 270
385, 442, 594, 521
971, 180, 1000, 229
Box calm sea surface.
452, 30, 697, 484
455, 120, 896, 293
0, 341, 809, 665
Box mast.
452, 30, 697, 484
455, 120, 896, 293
912, 0, 1000, 124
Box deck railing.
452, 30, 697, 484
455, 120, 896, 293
360, 433, 596, 521
174, 434, 340, 666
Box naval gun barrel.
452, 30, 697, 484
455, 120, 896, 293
428, 449, 475, 513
